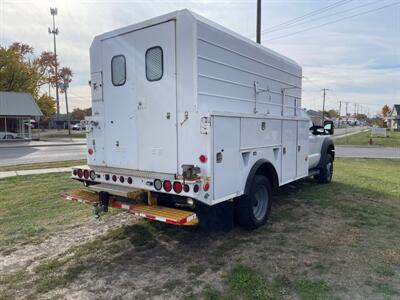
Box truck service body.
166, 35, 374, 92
66, 10, 334, 229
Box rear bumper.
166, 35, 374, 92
71, 166, 210, 203
60, 189, 198, 225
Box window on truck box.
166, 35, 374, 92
111, 55, 126, 86
145, 46, 163, 81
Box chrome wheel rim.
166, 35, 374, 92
252, 185, 268, 221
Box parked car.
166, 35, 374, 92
0, 132, 19, 139
72, 124, 85, 131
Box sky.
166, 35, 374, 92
1, 0, 399, 116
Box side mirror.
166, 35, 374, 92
323, 120, 334, 135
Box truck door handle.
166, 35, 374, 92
298, 145, 301, 152
283, 147, 287, 155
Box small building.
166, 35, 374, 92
0, 92, 43, 140
388, 104, 400, 131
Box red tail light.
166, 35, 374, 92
127, 177, 133, 184
203, 182, 210, 191
112, 175, 117, 182
183, 184, 190, 193
199, 154, 207, 163
119, 176, 125, 183
73, 169, 77, 176
88, 148, 93, 155
193, 184, 199, 193
173, 182, 182, 193
83, 169, 90, 179
163, 180, 172, 192
77, 169, 83, 178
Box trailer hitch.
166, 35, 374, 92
94, 191, 109, 219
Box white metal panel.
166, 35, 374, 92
212, 116, 241, 200
296, 120, 309, 177
281, 120, 297, 183
102, 32, 138, 169
134, 21, 178, 173
196, 20, 302, 116
101, 21, 177, 173
90, 72, 103, 101
240, 118, 281, 150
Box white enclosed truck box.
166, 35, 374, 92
63, 10, 335, 230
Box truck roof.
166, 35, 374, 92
92, 9, 301, 71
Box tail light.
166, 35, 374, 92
83, 169, 90, 179
73, 169, 77, 176
89, 170, 96, 180
163, 180, 172, 192
88, 148, 93, 155
173, 182, 182, 193
203, 182, 210, 191
112, 175, 117, 182
77, 169, 83, 178
127, 177, 133, 184
199, 154, 207, 163
193, 184, 199, 193
183, 184, 190, 193
119, 176, 125, 183
154, 179, 162, 190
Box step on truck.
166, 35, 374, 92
63, 9, 335, 231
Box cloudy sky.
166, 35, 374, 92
1, 0, 399, 115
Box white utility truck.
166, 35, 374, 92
63, 10, 335, 230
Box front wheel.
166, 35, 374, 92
235, 175, 272, 230
315, 154, 333, 184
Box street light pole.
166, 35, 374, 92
48, 7, 60, 121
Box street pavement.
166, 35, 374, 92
0, 144, 86, 166
336, 146, 400, 159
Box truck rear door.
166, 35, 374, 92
102, 21, 177, 174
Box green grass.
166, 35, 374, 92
335, 129, 400, 147
227, 265, 288, 299
0, 173, 90, 252
1, 158, 400, 299
0, 160, 86, 172
300, 158, 400, 227
33, 129, 86, 140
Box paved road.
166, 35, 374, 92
336, 146, 400, 159
0, 145, 86, 166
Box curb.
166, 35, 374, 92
0, 142, 86, 149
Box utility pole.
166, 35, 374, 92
321, 88, 329, 124
345, 101, 350, 143
338, 101, 342, 128
48, 7, 60, 121
256, 0, 261, 44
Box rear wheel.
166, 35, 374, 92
235, 175, 272, 230
315, 154, 333, 184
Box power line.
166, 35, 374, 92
261, 0, 352, 34
262, 0, 382, 35
262, 2, 400, 42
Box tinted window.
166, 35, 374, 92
111, 55, 126, 86
146, 47, 163, 81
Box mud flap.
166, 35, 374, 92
196, 201, 234, 232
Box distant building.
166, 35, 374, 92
48, 114, 80, 129
387, 104, 400, 131
0, 92, 42, 140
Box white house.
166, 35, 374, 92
388, 104, 400, 131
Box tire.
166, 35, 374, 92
315, 154, 333, 184
235, 175, 272, 230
